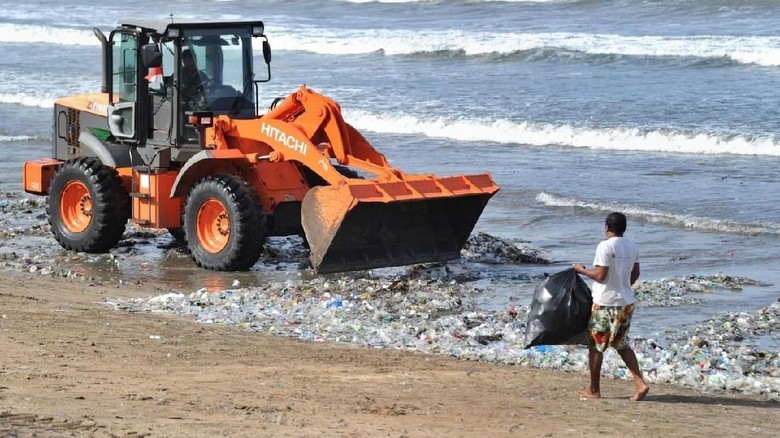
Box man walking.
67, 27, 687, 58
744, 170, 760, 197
573, 212, 649, 401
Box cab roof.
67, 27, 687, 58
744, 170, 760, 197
118, 20, 265, 37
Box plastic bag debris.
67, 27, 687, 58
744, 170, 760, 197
107, 273, 780, 398
461, 232, 550, 264
524, 268, 592, 349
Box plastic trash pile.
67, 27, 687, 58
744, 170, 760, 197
674, 300, 780, 345
0, 193, 49, 240
461, 232, 550, 265
639, 298, 780, 393
3, 190, 778, 398
109, 273, 780, 399
633, 274, 763, 308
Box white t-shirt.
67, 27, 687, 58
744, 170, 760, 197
591, 236, 639, 306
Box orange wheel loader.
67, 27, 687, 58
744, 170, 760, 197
22, 20, 499, 273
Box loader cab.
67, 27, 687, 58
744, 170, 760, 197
177, 33, 256, 116
105, 20, 270, 165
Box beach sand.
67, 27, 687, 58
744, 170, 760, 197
1, 270, 777, 437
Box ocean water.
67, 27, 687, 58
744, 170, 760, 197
1, 0, 779, 343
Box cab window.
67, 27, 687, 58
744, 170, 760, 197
179, 29, 255, 117
112, 33, 137, 103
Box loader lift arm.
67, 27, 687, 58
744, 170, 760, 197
261, 85, 405, 182
201, 85, 500, 273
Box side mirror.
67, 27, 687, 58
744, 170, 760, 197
262, 40, 272, 64
141, 43, 162, 68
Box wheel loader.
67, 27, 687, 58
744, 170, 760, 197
22, 20, 499, 273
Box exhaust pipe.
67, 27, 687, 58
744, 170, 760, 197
92, 27, 109, 94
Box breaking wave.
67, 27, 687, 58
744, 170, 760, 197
0, 23, 97, 46
0, 93, 56, 109
269, 27, 780, 66
3, 20, 779, 66
535, 192, 780, 235
3, 87, 777, 157
0, 135, 38, 142
345, 110, 780, 157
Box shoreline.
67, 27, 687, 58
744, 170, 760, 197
2, 193, 779, 403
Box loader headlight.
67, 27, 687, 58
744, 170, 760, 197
251, 23, 264, 37
187, 111, 214, 127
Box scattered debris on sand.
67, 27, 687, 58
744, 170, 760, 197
109, 272, 780, 399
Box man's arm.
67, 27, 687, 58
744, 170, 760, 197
573, 264, 608, 283
630, 262, 640, 285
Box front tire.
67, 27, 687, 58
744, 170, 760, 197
167, 227, 186, 242
184, 174, 267, 271
47, 157, 129, 252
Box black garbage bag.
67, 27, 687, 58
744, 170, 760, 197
524, 268, 592, 349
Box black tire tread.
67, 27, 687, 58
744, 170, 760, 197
47, 157, 129, 253
184, 174, 266, 271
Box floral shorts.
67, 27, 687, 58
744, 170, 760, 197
587, 303, 634, 352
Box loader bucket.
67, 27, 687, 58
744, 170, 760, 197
301, 173, 499, 274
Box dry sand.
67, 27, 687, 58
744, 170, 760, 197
1, 270, 778, 437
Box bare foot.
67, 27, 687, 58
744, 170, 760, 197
578, 388, 601, 400
630, 385, 649, 401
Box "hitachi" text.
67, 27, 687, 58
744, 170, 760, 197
261, 122, 308, 155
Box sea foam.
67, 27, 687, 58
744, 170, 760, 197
3, 20, 778, 66
345, 110, 780, 157
535, 192, 780, 235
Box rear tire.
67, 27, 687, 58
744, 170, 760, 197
184, 174, 267, 271
47, 157, 129, 252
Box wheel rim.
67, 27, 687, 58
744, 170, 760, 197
196, 198, 230, 253
60, 180, 93, 233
